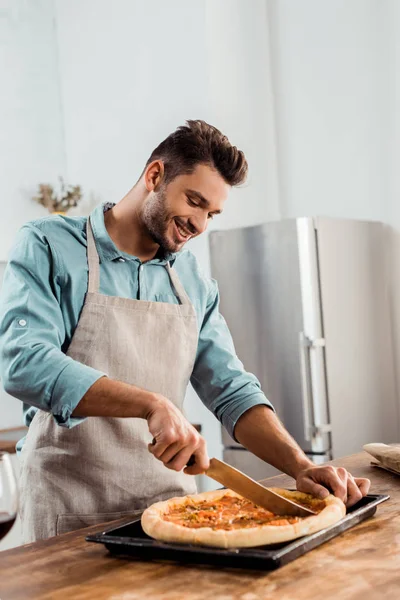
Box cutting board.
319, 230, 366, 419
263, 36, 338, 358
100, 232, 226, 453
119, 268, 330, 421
363, 443, 400, 475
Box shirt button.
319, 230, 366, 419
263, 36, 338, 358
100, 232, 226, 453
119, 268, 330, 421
18, 319, 27, 327
118, 258, 125, 263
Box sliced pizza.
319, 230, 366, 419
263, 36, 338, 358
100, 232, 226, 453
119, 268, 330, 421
141, 487, 346, 548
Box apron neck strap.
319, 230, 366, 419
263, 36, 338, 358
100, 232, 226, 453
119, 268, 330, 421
86, 218, 100, 293
165, 262, 191, 305
86, 219, 191, 304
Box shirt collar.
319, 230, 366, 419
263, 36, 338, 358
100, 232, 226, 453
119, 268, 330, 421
88, 202, 179, 265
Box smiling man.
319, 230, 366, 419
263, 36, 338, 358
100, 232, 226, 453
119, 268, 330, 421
0, 120, 369, 543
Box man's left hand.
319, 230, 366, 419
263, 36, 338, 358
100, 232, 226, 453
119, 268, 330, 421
296, 464, 371, 508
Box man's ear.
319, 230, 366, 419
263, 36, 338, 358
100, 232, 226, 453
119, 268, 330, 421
144, 160, 165, 192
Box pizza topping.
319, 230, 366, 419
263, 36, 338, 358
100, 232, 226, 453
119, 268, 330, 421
162, 494, 322, 530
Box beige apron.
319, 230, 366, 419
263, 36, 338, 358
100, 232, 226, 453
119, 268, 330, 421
19, 220, 198, 542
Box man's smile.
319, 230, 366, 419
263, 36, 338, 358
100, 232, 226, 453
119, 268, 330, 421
173, 218, 194, 242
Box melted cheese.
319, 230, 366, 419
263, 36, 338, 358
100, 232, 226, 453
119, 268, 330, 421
163, 494, 314, 530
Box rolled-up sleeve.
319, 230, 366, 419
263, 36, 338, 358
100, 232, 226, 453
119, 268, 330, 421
0, 224, 105, 428
190, 279, 275, 441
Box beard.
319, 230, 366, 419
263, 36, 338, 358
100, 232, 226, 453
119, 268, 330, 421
141, 187, 178, 254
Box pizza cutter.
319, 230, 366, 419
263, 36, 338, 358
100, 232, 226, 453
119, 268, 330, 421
199, 457, 316, 517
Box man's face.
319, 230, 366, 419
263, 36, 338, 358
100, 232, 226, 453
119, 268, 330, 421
142, 164, 229, 254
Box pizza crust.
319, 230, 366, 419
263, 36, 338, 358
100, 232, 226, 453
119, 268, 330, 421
141, 487, 346, 548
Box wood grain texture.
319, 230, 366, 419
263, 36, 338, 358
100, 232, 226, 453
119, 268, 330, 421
0, 452, 398, 600
0, 440, 18, 453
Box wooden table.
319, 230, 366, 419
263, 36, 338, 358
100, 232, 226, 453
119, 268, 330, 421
0, 452, 398, 600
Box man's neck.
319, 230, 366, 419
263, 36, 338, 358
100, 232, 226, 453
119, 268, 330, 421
104, 186, 160, 262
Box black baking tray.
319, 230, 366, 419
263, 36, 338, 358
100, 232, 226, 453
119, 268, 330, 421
86, 493, 389, 570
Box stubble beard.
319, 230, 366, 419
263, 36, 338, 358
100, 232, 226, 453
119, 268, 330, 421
141, 188, 178, 254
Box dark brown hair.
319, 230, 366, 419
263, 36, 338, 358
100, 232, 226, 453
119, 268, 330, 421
146, 120, 248, 186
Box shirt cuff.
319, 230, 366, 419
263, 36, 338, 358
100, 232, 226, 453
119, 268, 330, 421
50, 360, 106, 429
222, 393, 275, 443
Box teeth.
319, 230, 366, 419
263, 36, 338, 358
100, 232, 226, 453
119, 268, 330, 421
176, 222, 190, 238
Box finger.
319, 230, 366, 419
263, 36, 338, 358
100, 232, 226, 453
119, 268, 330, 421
166, 447, 195, 472
158, 441, 186, 465
148, 438, 172, 459
149, 430, 183, 459
355, 477, 371, 497
345, 475, 363, 508
184, 443, 210, 476
159, 428, 200, 464
317, 467, 348, 503
336, 467, 349, 504
296, 478, 330, 499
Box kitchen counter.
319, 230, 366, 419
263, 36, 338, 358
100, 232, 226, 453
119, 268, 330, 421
0, 427, 27, 453
0, 452, 398, 600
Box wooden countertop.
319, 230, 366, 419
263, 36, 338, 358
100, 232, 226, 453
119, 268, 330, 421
0, 426, 27, 454
0, 452, 398, 600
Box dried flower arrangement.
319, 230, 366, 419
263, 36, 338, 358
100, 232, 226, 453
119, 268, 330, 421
33, 177, 82, 214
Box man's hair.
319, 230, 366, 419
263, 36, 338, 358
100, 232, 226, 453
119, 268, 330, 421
145, 120, 248, 187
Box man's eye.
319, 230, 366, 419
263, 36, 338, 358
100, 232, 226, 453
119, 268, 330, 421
187, 197, 199, 208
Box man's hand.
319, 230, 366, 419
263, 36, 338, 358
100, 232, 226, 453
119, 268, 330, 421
146, 394, 210, 476
234, 405, 371, 508
295, 464, 371, 508
73, 378, 209, 476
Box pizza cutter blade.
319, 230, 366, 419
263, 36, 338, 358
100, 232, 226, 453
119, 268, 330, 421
204, 458, 316, 517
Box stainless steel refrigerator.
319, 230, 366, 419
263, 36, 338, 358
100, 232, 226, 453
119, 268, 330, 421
209, 217, 399, 480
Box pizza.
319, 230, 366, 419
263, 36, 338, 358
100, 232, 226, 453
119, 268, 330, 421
141, 487, 346, 548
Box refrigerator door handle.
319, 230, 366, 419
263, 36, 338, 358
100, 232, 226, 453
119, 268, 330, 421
299, 332, 332, 441
299, 332, 314, 442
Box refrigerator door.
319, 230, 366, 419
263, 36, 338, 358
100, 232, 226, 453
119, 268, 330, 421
209, 226, 268, 450
315, 218, 399, 457
209, 219, 330, 455
209, 227, 265, 449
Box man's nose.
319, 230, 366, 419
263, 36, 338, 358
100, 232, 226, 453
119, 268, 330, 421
192, 214, 208, 235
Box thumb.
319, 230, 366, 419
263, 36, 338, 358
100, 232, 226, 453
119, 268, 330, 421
297, 478, 330, 499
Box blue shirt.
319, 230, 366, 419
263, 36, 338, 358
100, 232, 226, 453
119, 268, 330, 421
0, 203, 273, 452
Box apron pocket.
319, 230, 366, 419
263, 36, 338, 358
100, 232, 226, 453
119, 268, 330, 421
56, 510, 142, 536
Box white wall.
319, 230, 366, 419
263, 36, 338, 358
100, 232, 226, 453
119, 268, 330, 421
205, 0, 280, 228
54, 0, 209, 208
268, 0, 391, 222
0, 0, 66, 261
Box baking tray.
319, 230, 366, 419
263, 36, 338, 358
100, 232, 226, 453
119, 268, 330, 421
86, 493, 389, 570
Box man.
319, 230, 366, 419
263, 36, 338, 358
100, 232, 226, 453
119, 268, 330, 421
0, 120, 369, 542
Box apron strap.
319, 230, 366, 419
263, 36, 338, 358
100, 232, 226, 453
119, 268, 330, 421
86, 219, 190, 304
86, 219, 100, 294
165, 262, 192, 306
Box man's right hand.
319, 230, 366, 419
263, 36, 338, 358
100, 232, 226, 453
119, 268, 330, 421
146, 394, 210, 476
74, 378, 209, 475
